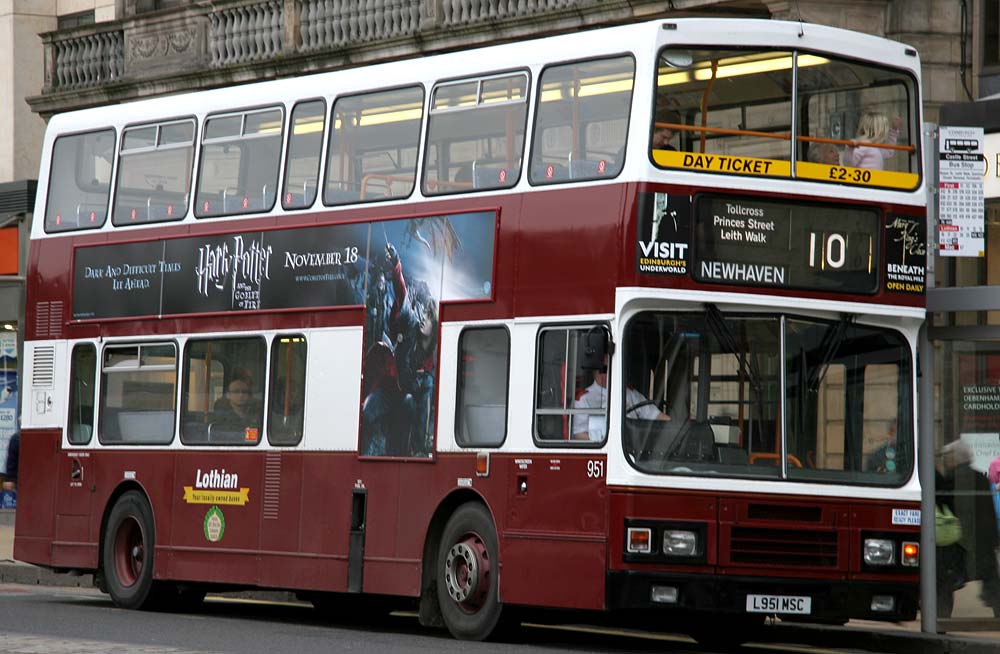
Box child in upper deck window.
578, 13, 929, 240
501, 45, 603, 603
845, 111, 903, 170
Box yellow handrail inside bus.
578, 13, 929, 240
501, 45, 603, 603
654, 122, 916, 153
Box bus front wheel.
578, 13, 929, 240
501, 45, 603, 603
102, 491, 158, 610
436, 503, 503, 640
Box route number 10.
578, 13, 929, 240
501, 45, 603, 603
808, 232, 846, 269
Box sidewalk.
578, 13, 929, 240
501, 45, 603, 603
2, 508, 999, 652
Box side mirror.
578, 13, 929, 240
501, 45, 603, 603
581, 326, 613, 370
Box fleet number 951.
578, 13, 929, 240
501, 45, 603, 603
587, 460, 605, 478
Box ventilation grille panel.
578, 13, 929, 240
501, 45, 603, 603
263, 452, 281, 520
32, 346, 55, 388
34, 301, 63, 338
729, 526, 838, 568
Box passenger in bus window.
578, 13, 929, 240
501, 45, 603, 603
844, 111, 902, 170
213, 372, 260, 430
573, 357, 668, 441
651, 110, 680, 152
809, 142, 841, 166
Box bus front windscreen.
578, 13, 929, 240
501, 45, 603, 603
622, 310, 912, 486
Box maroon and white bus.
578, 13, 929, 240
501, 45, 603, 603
15, 18, 925, 643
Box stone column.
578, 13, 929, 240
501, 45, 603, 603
0, 1, 57, 184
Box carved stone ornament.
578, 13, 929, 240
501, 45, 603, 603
125, 20, 207, 75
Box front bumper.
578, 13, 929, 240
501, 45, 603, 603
607, 570, 918, 622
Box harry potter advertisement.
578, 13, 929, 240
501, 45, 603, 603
71, 211, 497, 458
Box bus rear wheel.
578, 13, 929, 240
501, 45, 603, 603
102, 491, 158, 610
436, 503, 503, 640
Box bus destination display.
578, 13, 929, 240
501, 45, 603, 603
693, 196, 880, 294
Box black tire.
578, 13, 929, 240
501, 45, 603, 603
436, 503, 503, 641
101, 491, 159, 610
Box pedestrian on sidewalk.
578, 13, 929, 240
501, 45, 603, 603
2, 429, 17, 488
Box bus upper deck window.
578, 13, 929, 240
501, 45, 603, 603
651, 48, 918, 191
195, 107, 284, 218
423, 72, 529, 195
283, 100, 326, 210
44, 129, 116, 233
797, 57, 918, 189
113, 119, 195, 225
652, 48, 794, 175
324, 86, 424, 206
529, 55, 634, 185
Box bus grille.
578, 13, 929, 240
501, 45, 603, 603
729, 526, 838, 567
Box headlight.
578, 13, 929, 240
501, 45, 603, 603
663, 530, 700, 556
864, 538, 895, 566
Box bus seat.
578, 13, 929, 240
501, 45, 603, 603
531, 162, 568, 182
75, 203, 104, 225
181, 416, 209, 443
674, 421, 716, 462
222, 187, 243, 212
717, 445, 748, 466
472, 164, 499, 189
118, 410, 174, 442
70, 423, 92, 443
260, 184, 275, 209
568, 158, 605, 178
326, 189, 361, 204
462, 405, 506, 445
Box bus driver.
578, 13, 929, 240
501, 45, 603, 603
573, 357, 669, 441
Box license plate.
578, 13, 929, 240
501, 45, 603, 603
745, 594, 812, 614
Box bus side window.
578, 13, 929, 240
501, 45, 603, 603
99, 343, 177, 445
423, 73, 528, 195
529, 55, 634, 185
113, 120, 194, 225
324, 86, 424, 206
181, 337, 266, 446
456, 327, 509, 447
282, 100, 325, 210
68, 343, 97, 445
195, 108, 283, 218
268, 335, 306, 446
44, 129, 115, 233
534, 325, 607, 445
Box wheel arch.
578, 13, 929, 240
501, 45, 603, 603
97, 481, 155, 576
417, 488, 496, 628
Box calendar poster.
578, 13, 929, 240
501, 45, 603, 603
938, 126, 985, 257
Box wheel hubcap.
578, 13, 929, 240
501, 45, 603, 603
444, 532, 490, 611
113, 517, 144, 588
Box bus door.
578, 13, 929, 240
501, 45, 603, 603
503, 324, 609, 610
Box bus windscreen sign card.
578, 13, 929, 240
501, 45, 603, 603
636, 192, 691, 276
938, 126, 984, 257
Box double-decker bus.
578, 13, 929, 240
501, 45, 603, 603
15, 18, 925, 643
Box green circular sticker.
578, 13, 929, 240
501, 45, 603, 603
204, 505, 226, 543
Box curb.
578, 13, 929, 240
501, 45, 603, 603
0, 562, 93, 588
768, 622, 999, 654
